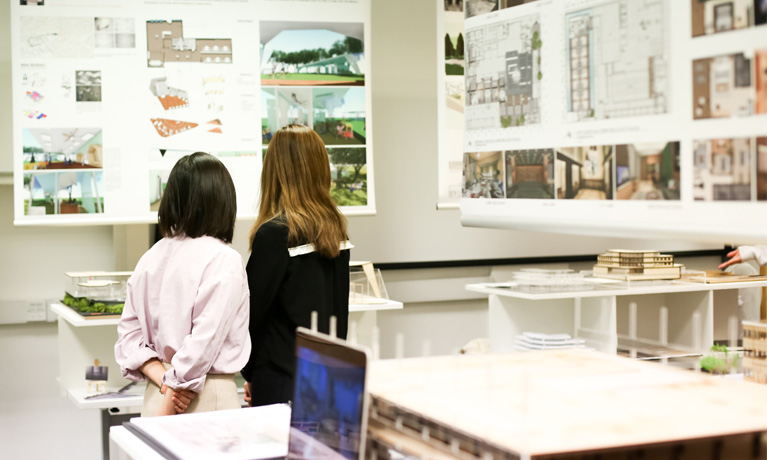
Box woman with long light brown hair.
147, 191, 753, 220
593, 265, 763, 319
241, 124, 351, 406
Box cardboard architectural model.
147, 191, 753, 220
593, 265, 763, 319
743, 320, 767, 384
593, 249, 682, 280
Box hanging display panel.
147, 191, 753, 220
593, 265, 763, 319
460, 0, 767, 242
11, 0, 374, 225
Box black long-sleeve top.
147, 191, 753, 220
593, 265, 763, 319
241, 219, 350, 382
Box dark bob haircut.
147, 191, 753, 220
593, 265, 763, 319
158, 152, 237, 244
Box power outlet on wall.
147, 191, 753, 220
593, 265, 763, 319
26, 301, 47, 322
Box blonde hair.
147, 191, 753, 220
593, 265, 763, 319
250, 124, 348, 258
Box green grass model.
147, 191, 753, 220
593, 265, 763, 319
62, 292, 124, 315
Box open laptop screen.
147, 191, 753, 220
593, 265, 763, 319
288, 328, 369, 460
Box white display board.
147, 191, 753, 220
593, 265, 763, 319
11, 0, 374, 225
437, 0, 465, 209
460, 0, 767, 242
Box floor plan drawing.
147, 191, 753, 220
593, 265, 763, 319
147, 20, 232, 68
565, 0, 668, 121
465, 13, 542, 131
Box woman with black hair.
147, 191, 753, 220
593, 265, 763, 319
115, 152, 250, 417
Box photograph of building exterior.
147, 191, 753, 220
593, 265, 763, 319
500, 0, 539, 8
693, 137, 752, 201
313, 88, 366, 146
465, 15, 541, 130
556, 145, 613, 200
693, 53, 754, 119
260, 21, 365, 86
504, 149, 554, 199
463, 151, 504, 198
690, 0, 754, 37
445, 0, 463, 13
565, 0, 668, 121
146, 20, 232, 68
466, 0, 498, 19
328, 147, 367, 206
615, 142, 680, 200
23, 171, 104, 215
75, 71, 101, 102
94, 17, 135, 49
444, 22, 464, 76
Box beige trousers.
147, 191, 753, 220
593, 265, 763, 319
141, 373, 240, 417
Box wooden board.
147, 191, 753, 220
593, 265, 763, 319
684, 271, 767, 284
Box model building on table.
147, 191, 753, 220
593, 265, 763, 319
594, 249, 683, 281
743, 320, 767, 384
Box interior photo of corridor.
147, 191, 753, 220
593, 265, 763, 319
504, 149, 554, 199
615, 142, 680, 200
555, 145, 613, 200
463, 151, 504, 198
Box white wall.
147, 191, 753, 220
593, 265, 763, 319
0, 1, 728, 459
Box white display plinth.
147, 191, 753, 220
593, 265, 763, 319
466, 279, 767, 355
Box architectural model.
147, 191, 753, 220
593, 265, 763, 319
367, 350, 767, 459
743, 320, 767, 384
593, 249, 682, 280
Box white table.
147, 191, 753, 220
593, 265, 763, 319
50, 298, 401, 459
466, 279, 767, 355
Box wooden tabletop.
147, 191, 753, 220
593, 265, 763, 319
368, 349, 767, 457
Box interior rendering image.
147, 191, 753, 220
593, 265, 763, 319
693, 137, 752, 201
690, 0, 754, 37
615, 142, 680, 200
758, 137, 767, 200
504, 149, 554, 199
22, 128, 103, 170
555, 145, 613, 200
463, 151, 504, 198
693, 52, 754, 119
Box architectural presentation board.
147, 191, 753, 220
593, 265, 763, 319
11, 0, 374, 225
459, 0, 767, 242
437, 0, 466, 208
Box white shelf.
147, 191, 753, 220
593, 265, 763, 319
466, 279, 767, 301
68, 385, 145, 410
349, 298, 403, 312
51, 299, 401, 324
68, 383, 246, 410
50, 302, 121, 327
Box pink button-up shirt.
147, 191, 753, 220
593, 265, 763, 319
114, 236, 251, 393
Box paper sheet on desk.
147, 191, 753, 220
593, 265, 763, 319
127, 404, 290, 460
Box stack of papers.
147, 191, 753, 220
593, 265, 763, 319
514, 332, 586, 351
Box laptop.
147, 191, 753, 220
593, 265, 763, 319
121, 328, 370, 460
287, 327, 371, 460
